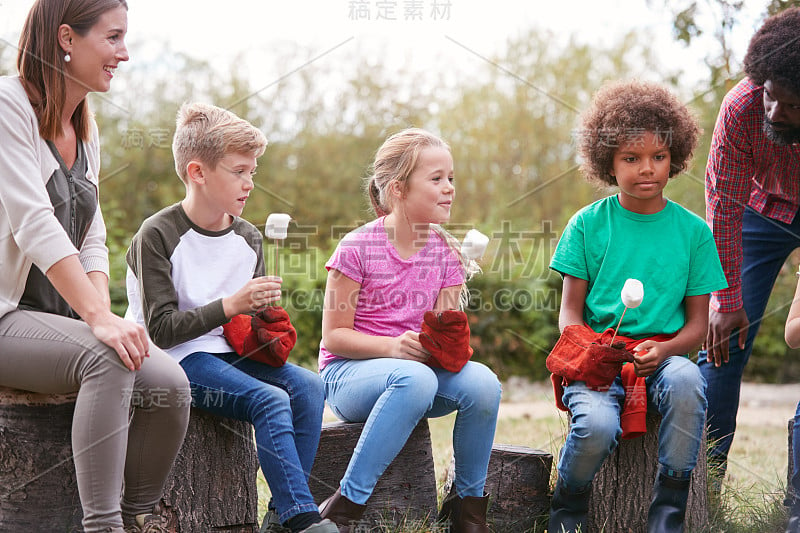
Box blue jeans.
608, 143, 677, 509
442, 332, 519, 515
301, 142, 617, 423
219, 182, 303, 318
556, 356, 707, 491
180, 352, 324, 523
321, 358, 502, 504
698, 207, 800, 471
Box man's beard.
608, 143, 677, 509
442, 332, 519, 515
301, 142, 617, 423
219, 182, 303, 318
764, 118, 800, 146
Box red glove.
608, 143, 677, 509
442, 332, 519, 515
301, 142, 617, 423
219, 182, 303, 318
222, 314, 252, 355
419, 310, 474, 373
545, 324, 634, 390
222, 306, 296, 367
250, 306, 297, 364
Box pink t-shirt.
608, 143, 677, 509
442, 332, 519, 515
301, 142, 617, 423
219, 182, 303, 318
318, 217, 465, 370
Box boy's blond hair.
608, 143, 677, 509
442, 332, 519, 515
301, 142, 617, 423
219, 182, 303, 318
172, 102, 268, 183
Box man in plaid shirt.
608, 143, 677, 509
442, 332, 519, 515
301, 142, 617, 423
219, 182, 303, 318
698, 6, 800, 498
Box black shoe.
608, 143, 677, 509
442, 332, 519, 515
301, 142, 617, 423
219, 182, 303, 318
548, 480, 591, 533
647, 472, 690, 533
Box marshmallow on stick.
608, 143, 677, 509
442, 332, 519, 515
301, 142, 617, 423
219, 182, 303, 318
461, 229, 490, 261
265, 213, 292, 240
610, 278, 644, 345
265, 213, 291, 279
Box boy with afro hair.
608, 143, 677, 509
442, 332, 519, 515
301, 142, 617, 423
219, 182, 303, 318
698, 7, 800, 496
547, 80, 727, 533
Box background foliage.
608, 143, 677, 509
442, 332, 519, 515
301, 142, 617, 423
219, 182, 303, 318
3, 1, 800, 382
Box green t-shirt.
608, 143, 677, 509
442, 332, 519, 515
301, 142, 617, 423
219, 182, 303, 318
550, 195, 728, 339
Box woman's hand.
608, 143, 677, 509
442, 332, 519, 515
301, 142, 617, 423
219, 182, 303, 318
44, 255, 148, 370
89, 311, 150, 371
223, 276, 283, 318
388, 331, 429, 362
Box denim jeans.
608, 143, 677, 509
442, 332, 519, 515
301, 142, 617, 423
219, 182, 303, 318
180, 352, 324, 523
698, 207, 800, 471
556, 356, 707, 491
321, 358, 502, 504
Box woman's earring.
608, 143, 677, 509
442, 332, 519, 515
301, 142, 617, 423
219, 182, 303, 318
64, 53, 71, 63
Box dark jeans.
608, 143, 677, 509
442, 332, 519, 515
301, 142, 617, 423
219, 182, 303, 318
698, 207, 800, 480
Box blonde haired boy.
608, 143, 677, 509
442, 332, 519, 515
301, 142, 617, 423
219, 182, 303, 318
126, 103, 336, 533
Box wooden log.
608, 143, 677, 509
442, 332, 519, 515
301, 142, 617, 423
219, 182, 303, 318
442, 444, 553, 532
159, 408, 259, 533
587, 413, 708, 532
308, 420, 438, 527
0, 387, 259, 533
0, 387, 82, 532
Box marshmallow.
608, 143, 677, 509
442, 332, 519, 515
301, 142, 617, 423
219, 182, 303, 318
621, 278, 644, 308
461, 229, 490, 261
265, 213, 292, 239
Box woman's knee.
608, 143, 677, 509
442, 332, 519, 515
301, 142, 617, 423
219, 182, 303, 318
157, 359, 191, 393
135, 350, 191, 409
79, 339, 136, 386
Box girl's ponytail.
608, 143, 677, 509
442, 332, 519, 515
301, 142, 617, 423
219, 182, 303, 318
367, 174, 388, 217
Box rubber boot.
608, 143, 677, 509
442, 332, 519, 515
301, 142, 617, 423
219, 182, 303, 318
647, 472, 690, 533
318, 488, 366, 533
548, 480, 591, 533
438, 487, 490, 533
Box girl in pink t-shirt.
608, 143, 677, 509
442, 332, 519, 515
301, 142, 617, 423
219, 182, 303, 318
318, 128, 501, 532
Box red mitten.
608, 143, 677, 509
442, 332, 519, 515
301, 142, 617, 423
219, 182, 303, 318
419, 310, 474, 372
545, 324, 634, 389
221, 307, 296, 367
222, 314, 252, 355
248, 306, 297, 367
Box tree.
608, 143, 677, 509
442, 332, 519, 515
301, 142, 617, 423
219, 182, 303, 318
653, 0, 800, 87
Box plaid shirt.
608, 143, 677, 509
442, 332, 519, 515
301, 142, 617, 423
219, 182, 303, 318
706, 78, 800, 312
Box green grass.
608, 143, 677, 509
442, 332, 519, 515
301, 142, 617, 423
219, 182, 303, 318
254, 384, 793, 532
702, 420, 790, 533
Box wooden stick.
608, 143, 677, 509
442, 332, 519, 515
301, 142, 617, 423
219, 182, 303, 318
272, 239, 279, 307
274, 239, 279, 279
609, 306, 628, 346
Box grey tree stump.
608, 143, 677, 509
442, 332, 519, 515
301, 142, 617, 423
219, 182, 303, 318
0, 387, 82, 532
308, 420, 438, 527
442, 444, 553, 532
586, 413, 708, 532
0, 387, 259, 533
159, 408, 259, 533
